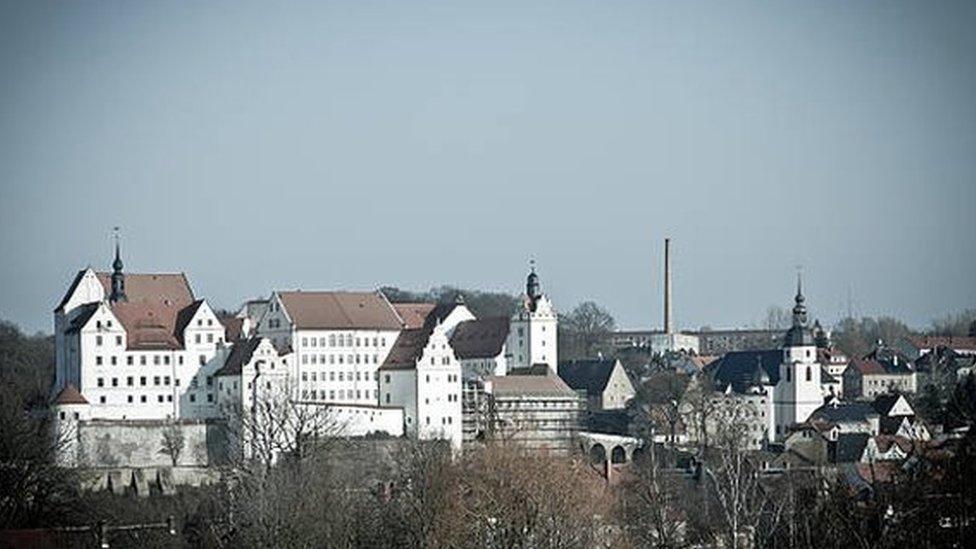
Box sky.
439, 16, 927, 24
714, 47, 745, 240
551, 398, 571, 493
1, 0, 974, 335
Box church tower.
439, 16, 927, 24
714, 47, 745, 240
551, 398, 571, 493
109, 229, 127, 303
507, 262, 558, 371
773, 276, 822, 439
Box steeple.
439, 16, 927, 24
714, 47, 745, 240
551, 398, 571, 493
792, 273, 807, 326
526, 259, 541, 301
109, 227, 127, 303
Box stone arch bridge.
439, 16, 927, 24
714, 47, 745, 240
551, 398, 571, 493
578, 431, 643, 465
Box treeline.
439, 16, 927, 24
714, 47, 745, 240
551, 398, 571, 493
0, 320, 55, 406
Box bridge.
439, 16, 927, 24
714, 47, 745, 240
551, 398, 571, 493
577, 431, 643, 465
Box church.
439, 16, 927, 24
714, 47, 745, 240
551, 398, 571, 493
704, 278, 834, 445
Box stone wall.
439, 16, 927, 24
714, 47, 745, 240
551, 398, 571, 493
76, 419, 229, 468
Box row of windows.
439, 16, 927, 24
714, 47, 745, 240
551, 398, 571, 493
94, 392, 214, 404
302, 354, 379, 365
95, 374, 213, 388
93, 354, 211, 367
301, 335, 388, 348
302, 371, 379, 382
94, 335, 123, 347
302, 389, 378, 401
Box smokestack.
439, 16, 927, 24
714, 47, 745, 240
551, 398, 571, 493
664, 238, 673, 335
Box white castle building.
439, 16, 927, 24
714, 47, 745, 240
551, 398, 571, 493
51, 243, 562, 464
52, 241, 227, 421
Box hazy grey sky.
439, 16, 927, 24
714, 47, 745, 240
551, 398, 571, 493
1, 1, 974, 334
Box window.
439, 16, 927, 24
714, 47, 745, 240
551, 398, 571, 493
97, 377, 104, 387
140, 395, 147, 403
329, 334, 336, 346
207, 333, 213, 343
207, 319, 213, 326
207, 394, 213, 402
786, 368, 791, 382
195, 334, 201, 344
302, 355, 308, 365
127, 376, 133, 386
805, 367, 812, 382
115, 336, 122, 346
158, 395, 164, 403
426, 417, 430, 425
140, 376, 147, 386
127, 395, 133, 403
127, 356, 133, 366
96, 335, 103, 346
190, 394, 196, 403
199, 355, 206, 366
154, 355, 160, 365
385, 393, 391, 403
206, 375, 213, 387
167, 395, 173, 402
140, 355, 147, 366
111, 377, 118, 387
96, 356, 103, 366
164, 356, 170, 365
311, 338, 317, 347
164, 376, 170, 385
110, 356, 117, 366
302, 372, 308, 381
100, 396, 106, 404
178, 356, 183, 365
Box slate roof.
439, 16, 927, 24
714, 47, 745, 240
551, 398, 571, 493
557, 359, 619, 396
487, 374, 578, 398
811, 401, 878, 424
450, 317, 509, 359
879, 416, 908, 436
832, 433, 870, 463
220, 315, 246, 342
873, 394, 909, 417
53, 384, 88, 405
214, 337, 262, 377
277, 291, 404, 331
64, 303, 100, 334
380, 328, 432, 370
707, 350, 782, 392
55, 270, 88, 312
173, 300, 205, 346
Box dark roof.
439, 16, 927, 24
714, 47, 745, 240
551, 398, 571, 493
450, 317, 509, 359
879, 416, 908, 436
174, 300, 205, 346
53, 384, 88, 405
487, 374, 578, 398
872, 393, 912, 416
783, 324, 816, 347
220, 315, 246, 342
380, 328, 432, 370
557, 359, 619, 396
54, 270, 87, 312
811, 401, 877, 424
707, 350, 782, 392
509, 364, 552, 376
905, 335, 976, 352
214, 337, 262, 377
64, 302, 100, 334
821, 367, 838, 383
832, 433, 870, 463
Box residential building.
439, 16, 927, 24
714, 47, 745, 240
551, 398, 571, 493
896, 335, 976, 361
842, 357, 916, 399
557, 358, 636, 411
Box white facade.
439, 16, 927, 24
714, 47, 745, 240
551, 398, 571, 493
54, 267, 227, 421
380, 321, 464, 450
507, 269, 558, 370
774, 343, 823, 438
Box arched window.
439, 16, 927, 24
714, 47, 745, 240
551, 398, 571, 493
805, 366, 812, 382
786, 367, 791, 382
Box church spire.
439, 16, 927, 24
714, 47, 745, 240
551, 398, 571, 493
526, 258, 541, 301
792, 272, 807, 326
110, 227, 127, 303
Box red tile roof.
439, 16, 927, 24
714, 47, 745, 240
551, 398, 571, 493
96, 272, 196, 350
907, 335, 976, 351
53, 384, 88, 405
392, 303, 436, 329
849, 358, 886, 375
278, 291, 404, 331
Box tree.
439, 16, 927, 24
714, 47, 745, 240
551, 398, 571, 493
763, 306, 792, 330
832, 316, 913, 358
619, 443, 689, 548
159, 422, 185, 467
559, 301, 616, 360
0, 383, 82, 529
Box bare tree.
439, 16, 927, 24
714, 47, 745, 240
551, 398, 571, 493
701, 399, 773, 549
560, 301, 617, 359
619, 441, 688, 548
159, 422, 185, 467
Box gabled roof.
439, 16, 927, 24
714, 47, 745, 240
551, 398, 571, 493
832, 433, 870, 463
557, 359, 620, 396
392, 303, 436, 329
879, 416, 909, 436
811, 401, 878, 424
174, 300, 205, 346
54, 270, 88, 312
707, 350, 782, 393
277, 291, 404, 330
96, 272, 196, 350
220, 315, 246, 342
53, 384, 88, 405
487, 374, 578, 398
450, 317, 509, 359
873, 393, 909, 416
380, 328, 432, 370
847, 358, 886, 376
64, 303, 100, 334
214, 337, 262, 377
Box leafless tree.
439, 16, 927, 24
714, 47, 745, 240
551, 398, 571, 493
619, 441, 688, 548
159, 422, 184, 467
